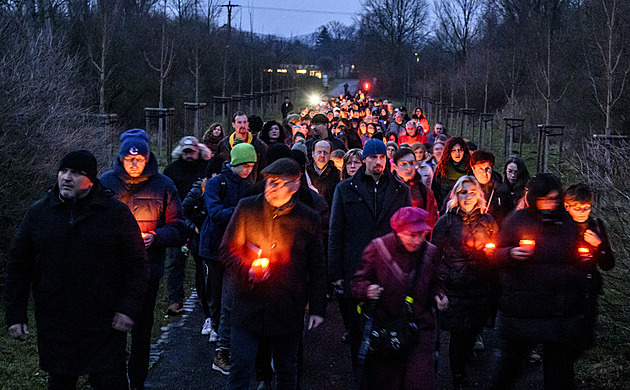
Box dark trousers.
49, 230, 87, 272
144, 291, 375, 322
48, 343, 128, 390
166, 247, 186, 304
205, 257, 224, 331
128, 276, 160, 388
194, 254, 210, 318
227, 327, 301, 390
491, 339, 579, 390
339, 296, 361, 370
449, 329, 481, 379
255, 335, 305, 384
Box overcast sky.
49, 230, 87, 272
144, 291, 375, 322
222, 0, 363, 38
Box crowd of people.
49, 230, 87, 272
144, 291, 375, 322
3, 92, 615, 390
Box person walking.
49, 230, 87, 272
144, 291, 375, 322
100, 129, 184, 390
5, 150, 149, 390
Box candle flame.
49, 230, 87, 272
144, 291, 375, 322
519, 240, 535, 246
578, 247, 590, 255
485, 243, 496, 249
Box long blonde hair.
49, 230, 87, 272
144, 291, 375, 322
446, 175, 486, 212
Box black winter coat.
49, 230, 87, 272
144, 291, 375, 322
494, 208, 590, 345
163, 158, 208, 201
329, 166, 412, 296
432, 208, 498, 331
219, 194, 327, 338
306, 160, 340, 207
100, 153, 184, 278
4, 183, 149, 375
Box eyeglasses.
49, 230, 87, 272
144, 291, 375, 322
266, 178, 299, 189
123, 156, 147, 163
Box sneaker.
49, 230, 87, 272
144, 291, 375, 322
212, 348, 231, 375
166, 302, 183, 315
201, 318, 213, 335
473, 334, 485, 351
208, 329, 218, 343
529, 345, 543, 363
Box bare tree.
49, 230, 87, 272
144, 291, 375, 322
434, 0, 484, 107
583, 0, 630, 135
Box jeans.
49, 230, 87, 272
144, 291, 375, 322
205, 257, 225, 330
217, 271, 234, 348
227, 327, 301, 390
128, 277, 160, 388
166, 247, 186, 304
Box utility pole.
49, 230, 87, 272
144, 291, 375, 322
221, 1, 239, 40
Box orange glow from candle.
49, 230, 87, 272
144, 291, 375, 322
578, 247, 590, 255
485, 243, 496, 250
251, 257, 270, 280
483, 242, 496, 256
519, 240, 536, 251
141, 233, 148, 238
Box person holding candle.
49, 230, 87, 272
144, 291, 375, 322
564, 183, 615, 348
99, 129, 184, 390
491, 173, 589, 390
352, 207, 448, 390
199, 138, 257, 375
219, 158, 326, 389
431, 175, 498, 390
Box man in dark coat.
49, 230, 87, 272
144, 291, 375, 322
219, 158, 326, 389
217, 111, 268, 182
305, 113, 347, 155
163, 136, 210, 315
491, 173, 588, 390
306, 139, 340, 207
5, 150, 149, 390
328, 139, 412, 368
100, 129, 184, 390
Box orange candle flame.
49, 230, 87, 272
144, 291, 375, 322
578, 247, 590, 255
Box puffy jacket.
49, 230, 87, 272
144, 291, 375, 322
432, 208, 498, 331
494, 208, 590, 345
198, 162, 252, 259
100, 153, 184, 277
163, 158, 208, 201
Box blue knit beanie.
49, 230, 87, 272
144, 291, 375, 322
119, 129, 150, 160
362, 139, 387, 159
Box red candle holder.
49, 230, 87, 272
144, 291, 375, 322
250, 258, 270, 281
519, 240, 536, 252
483, 243, 496, 255
578, 247, 592, 261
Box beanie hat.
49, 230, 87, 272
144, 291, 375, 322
390, 207, 431, 234
119, 129, 150, 160
362, 139, 387, 159
59, 150, 98, 184
262, 157, 302, 178
291, 138, 307, 157
386, 141, 398, 151
230, 137, 257, 166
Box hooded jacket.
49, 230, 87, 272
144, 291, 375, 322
100, 153, 184, 278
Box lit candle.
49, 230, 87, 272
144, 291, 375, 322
250, 258, 270, 280
578, 247, 591, 260
483, 243, 496, 255
519, 239, 536, 252
141, 233, 148, 238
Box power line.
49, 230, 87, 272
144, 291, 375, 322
241, 5, 357, 16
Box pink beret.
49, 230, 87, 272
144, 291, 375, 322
390, 207, 432, 233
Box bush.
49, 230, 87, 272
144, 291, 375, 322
0, 23, 111, 293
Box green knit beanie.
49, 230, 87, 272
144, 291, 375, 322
230, 137, 257, 166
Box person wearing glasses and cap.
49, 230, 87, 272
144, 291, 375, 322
219, 157, 326, 389
100, 128, 184, 390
